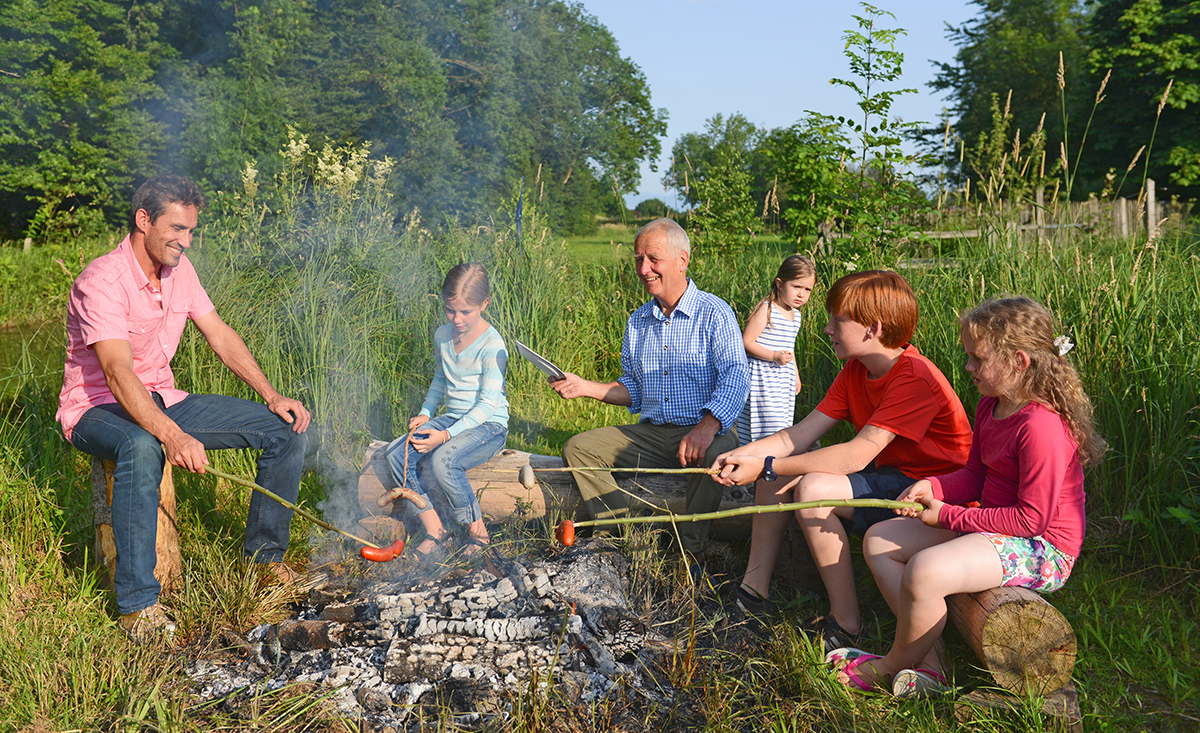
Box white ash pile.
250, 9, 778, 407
187, 540, 675, 728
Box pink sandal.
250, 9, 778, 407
825, 647, 883, 691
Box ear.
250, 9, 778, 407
865, 320, 884, 341
480, 297, 491, 311
1013, 349, 1031, 372
134, 208, 151, 233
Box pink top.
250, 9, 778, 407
929, 396, 1087, 557
56, 236, 215, 441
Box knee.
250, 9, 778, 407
862, 525, 889, 562
904, 552, 942, 595
562, 433, 591, 464
121, 430, 166, 468
794, 474, 835, 516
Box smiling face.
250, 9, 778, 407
135, 202, 198, 276
961, 326, 1022, 399
633, 230, 689, 308
777, 274, 816, 310
445, 296, 488, 339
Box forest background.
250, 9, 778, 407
3, 0, 1200, 242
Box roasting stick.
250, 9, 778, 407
553, 498, 922, 546
205, 467, 405, 561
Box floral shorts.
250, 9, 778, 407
979, 533, 1076, 593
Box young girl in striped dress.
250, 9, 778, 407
736, 255, 816, 445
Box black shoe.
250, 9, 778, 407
731, 584, 776, 617
799, 614, 862, 654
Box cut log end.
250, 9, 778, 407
948, 586, 1076, 695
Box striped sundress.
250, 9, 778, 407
736, 302, 803, 445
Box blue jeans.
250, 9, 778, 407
70, 393, 306, 614
384, 417, 507, 525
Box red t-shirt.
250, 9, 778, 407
817, 344, 971, 478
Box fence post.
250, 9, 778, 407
23, 237, 32, 254
1146, 178, 1157, 235
1117, 198, 1128, 239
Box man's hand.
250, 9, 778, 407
712, 453, 765, 486
678, 414, 720, 466
898, 479, 943, 527
267, 395, 311, 433
163, 429, 209, 473
548, 372, 589, 400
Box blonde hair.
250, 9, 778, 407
441, 263, 490, 306
961, 297, 1106, 465
765, 254, 816, 329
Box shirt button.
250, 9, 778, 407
664, 397, 669, 403
663, 370, 668, 375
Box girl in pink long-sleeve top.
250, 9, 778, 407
827, 297, 1106, 697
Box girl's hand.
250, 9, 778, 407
408, 414, 430, 431
897, 479, 943, 527
773, 350, 794, 366
793, 362, 802, 394
408, 429, 446, 454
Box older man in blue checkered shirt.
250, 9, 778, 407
551, 218, 749, 558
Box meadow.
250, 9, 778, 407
1, 148, 1198, 731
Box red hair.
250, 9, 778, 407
824, 270, 917, 348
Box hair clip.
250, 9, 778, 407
1054, 335, 1074, 356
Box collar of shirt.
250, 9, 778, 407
642, 278, 697, 322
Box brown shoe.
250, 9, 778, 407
118, 602, 176, 644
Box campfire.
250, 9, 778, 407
186, 540, 675, 728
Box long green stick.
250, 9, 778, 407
534, 466, 718, 475
206, 467, 381, 549
569, 498, 922, 529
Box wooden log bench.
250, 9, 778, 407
91, 456, 182, 593
948, 586, 1081, 730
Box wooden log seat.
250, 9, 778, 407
947, 585, 1077, 696
91, 456, 182, 593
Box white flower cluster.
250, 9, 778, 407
1054, 335, 1075, 356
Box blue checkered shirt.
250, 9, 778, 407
618, 280, 749, 434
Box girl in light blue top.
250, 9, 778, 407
385, 263, 509, 558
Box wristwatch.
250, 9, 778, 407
763, 456, 778, 482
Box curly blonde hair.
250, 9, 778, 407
961, 297, 1106, 465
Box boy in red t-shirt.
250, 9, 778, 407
713, 270, 971, 651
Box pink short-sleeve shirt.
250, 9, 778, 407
56, 236, 215, 441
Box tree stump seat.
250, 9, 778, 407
947, 585, 1077, 696
91, 456, 182, 593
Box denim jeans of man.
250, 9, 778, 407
70, 393, 306, 615
383, 416, 507, 525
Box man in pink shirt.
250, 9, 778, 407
58, 176, 311, 641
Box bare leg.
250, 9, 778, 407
462, 517, 490, 555
795, 473, 861, 634
414, 508, 449, 554
846, 524, 1002, 688
739, 474, 803, 597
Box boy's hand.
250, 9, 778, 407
712, 453, 766, 486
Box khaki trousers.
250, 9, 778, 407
561, 422, 738, 553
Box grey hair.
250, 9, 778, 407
635, 217, 690, 255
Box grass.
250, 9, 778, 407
1, 140, 1198, 729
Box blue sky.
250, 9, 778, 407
576, 0, 979, 205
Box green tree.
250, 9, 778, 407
1084, 0, 1200, 194
0, 0, 165, 239
664, 113, 767, 210
760, 115, 851, 239
926, 0, 1090, 191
